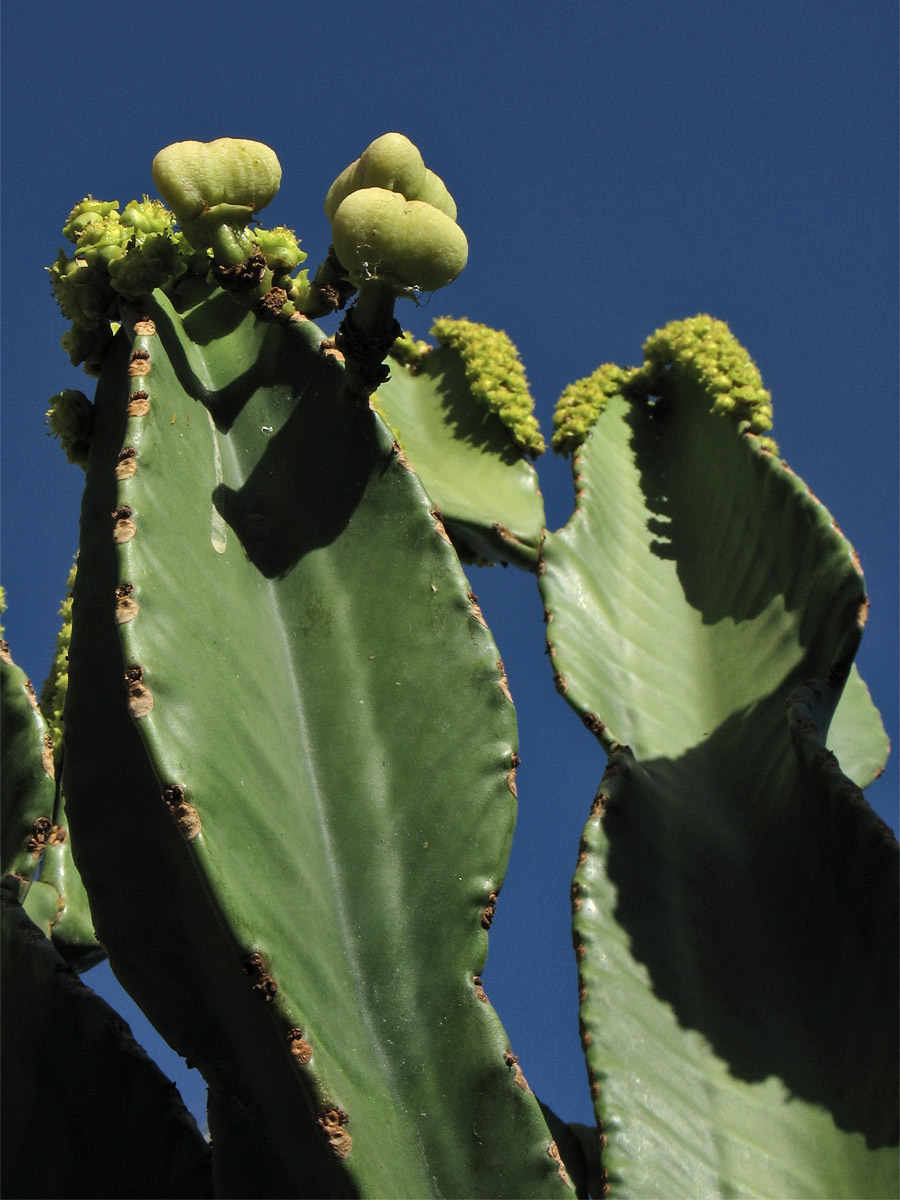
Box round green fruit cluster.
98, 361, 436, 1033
152, 138, 282, 264
326, 133, 467, 295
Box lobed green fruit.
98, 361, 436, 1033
330, 186, 468, 294
325, 132, 457, 221
414, 169, 457, 220
151, 138, 281, 250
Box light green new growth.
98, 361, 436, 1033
38, 561, 77, 767
50, 183, 311, 371
325, 135, 467, 299
389, 330, 433, 369
552, 315, 776, 455
50, 195, 196, 373
552, 364, 641, 456
430, 317, 545, 456
324, 132, 457, 222
330, 188, 468, 295
642, 314, 774, 433
46, 390, 93, 468
253, 225, 306, 275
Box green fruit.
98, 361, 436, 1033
325, 133, 425, 221
415, 169, 457, 220
324, 133, 458, 222
331, 187, 468, 294
151, 138, 281, 250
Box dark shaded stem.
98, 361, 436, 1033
335, 280, 401, 402
351, 280, 397, 342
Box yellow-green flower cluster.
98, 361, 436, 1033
252, 225, 311, 312
430, 317, 544, 457
49, 195, 199, 374
552, 364, 640, 456
388, 330, 432, 370
552, 315, 776, 456
46, 390, 93, 468
39, 561, 77, 768
642, 315, 773, 434
50, 184, 312, 369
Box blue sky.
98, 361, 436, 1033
2, 1, 896, 1136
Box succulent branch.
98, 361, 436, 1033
4, 132, 894, 1200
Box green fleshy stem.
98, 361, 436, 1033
335, 278, 401, 399
204, 221, 258, 268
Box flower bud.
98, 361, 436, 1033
108, 233, 178, 298
121, 197, 175, 236
325, 133, 458, 221
253, 225, 307, 275
415, 169, 457, 221
62, 198, 120, 245
60, 322, 114, 375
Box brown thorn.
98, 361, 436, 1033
481, 890, 498, 930
318, 1108, 352, 1159
431, 509, 452, 545
287, 1027, 313, 1064
115, 582, 139, 624
115, 446, 137, 479
467, 591, 488, 628
124, 664, 153, 719
162, 784, 201, 841
127, 391, 150, 417
112, 506, 136, 544
127, 350, 151, 377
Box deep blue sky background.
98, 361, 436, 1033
2, 2, 897, 1135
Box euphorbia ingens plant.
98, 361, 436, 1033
3, 133, 895, 1200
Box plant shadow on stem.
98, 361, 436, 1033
211, 386, 379, 580
600, 721, 898, 1149
594, 389, 898, 1149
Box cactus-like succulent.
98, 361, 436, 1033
3, 132, 896, 1200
